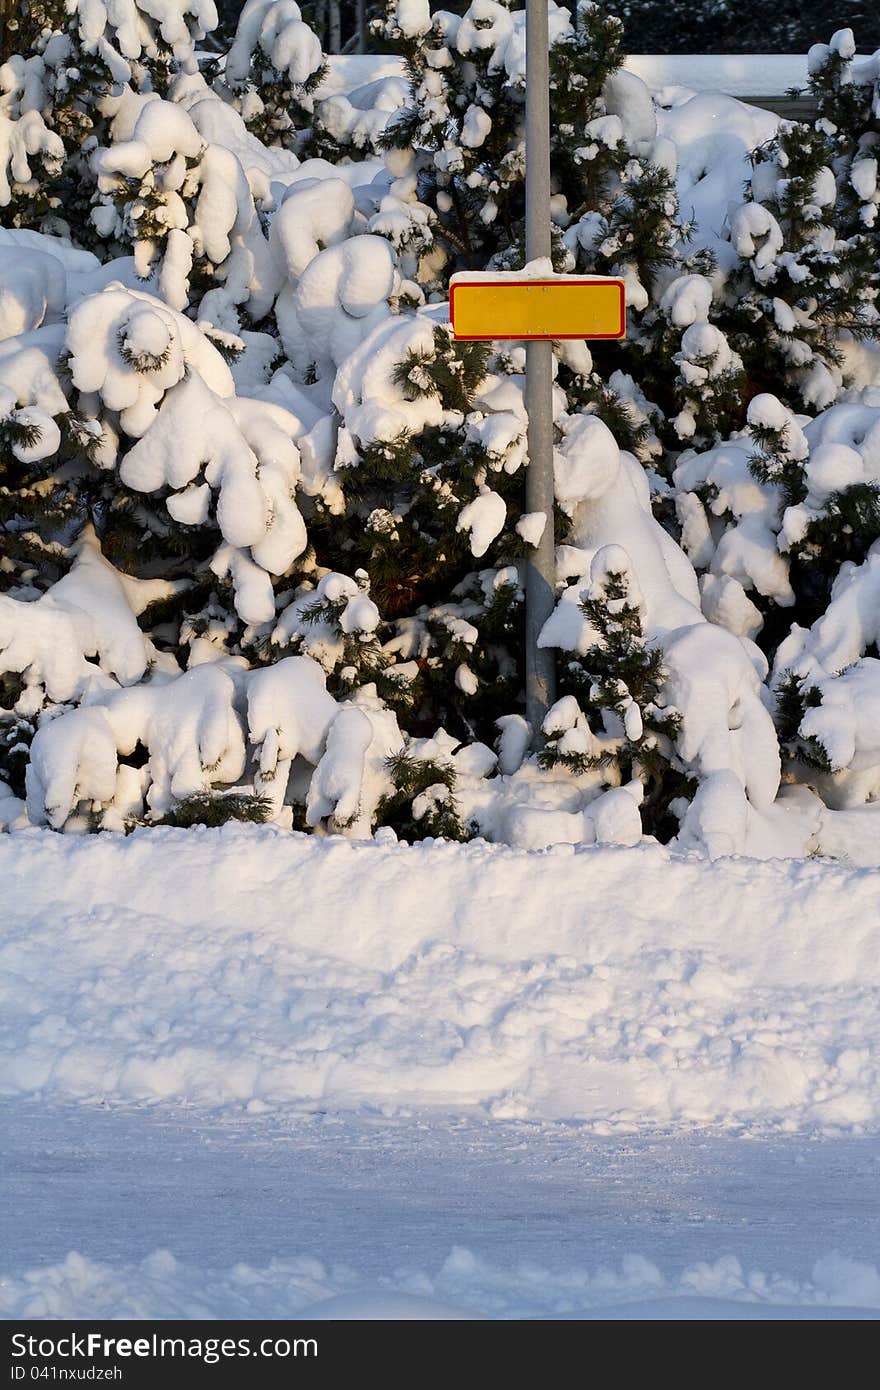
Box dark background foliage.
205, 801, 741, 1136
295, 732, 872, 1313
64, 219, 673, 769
599, 0, 879, 54
210, 0, 880, 56
7, 0, 875, 61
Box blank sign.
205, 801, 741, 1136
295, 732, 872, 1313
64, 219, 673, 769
449, 277, 627, 341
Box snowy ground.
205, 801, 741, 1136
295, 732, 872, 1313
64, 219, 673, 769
3, 828, 880, 1318
4, 1103, 880, 1319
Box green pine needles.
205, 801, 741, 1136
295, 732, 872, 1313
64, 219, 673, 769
375, 752, 472, 842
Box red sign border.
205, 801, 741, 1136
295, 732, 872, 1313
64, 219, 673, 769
449, 277, 627, 341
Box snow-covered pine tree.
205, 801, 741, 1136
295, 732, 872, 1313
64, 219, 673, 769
671, 379, 880, 823
771, 523, 880, 810
374, 745, 471, 841
752, 392, 880, 623
706, 31, 879, 428
0, 332, 109, 792
613, 30, 879, 455
0, 282, 315, 694
807, 27, 880, 238
220, 0, 327, 152
541, 546, 684, 835
0, 378, 102, 598
293, 315, 528, 745
2, 8, 879, 856
725, 123, 877, 415
376, 1, 632, 285
88, 87, 281, 321
0, 1, 282, 331
376, 0, 756, 459
0, 0, 217, 239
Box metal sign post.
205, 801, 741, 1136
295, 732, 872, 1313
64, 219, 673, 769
449, 2, 627, 745
523, 0, 556, 740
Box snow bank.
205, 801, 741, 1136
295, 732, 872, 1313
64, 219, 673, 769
2, 829, 880, 1131
317, 52, 819, 104
3, 1244, 878, 1320
628, 52, 811, 97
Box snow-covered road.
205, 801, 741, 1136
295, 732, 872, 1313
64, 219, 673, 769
3, 829, 880, 1318
3, 1102, 880, 1319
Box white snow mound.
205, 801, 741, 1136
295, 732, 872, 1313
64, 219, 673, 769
2, 829, 880, 1131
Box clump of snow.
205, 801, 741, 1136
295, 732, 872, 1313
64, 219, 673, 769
457, 488, 506, 558
67, 284, 233, 433
272, 572, 381, 670
4, 1242, 880, 1320
286, 236, 400, 375
72, 0, 217, 83
316, 74, 410, 155
247, 655, 338, 816
332, 316, 446, 446
120, 369, 308, 614
0, 529, 172, 713
270, 177, 356, 283
602, 68, 657, 144
554, 413, 620, 506
673, 434, 795, 608
226, 0, 324, 90
660, 273, 713, 328
92, 85, 282, 323
0, 248, 66, 341
0, 108, 64, 210
27, 663, 248, 827
656, 93, 779, 262
516, 511, 546, 547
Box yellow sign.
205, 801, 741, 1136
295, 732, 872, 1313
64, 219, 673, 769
449, 276, 626, 342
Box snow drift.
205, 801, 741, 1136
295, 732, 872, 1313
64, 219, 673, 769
2, 827, 880, 1130
4, 1244, 879, 1320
